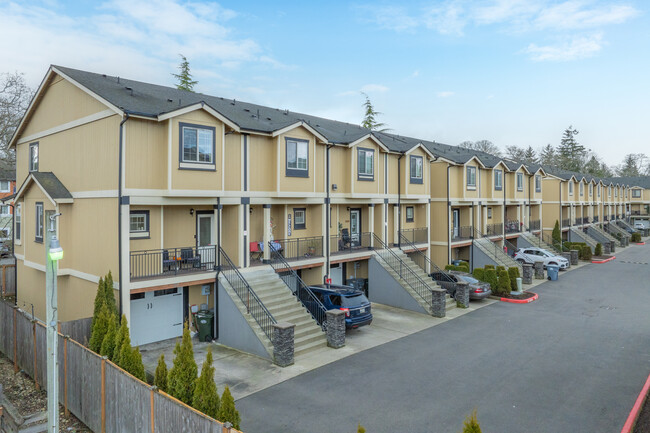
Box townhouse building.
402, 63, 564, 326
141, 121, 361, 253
0, 167, 16, 241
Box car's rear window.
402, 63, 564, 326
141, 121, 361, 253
342, 293, 369, 307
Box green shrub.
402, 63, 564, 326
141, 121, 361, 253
89, 304, 112, 353
217, 386, 240, 429
358, 424, 366, 433
459, 261, 469, 267
595, 243, 602, 256
472, 268, 485, 282
457, 265, 470, 273
99, 314, 118, 360
116, 330, 146, 382
445, 265, 455, 271
496, 265, 506, 273
582, 245, 592, 261
114, 315, 128, 363
192, 348, 220, 419
154, 354, 168, 393
462, 409, 482, 433
552, 220, 562, 244
484, 264, 495, 270
508, 267, 520, 291
484, 269, 498, 291
168, 323, 198, 405
631, 232, 642, 243
497, 270, 511, 295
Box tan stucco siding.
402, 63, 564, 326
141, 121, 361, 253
430, 162, 448, 200
224, 134, 241, 191
352, 140, 382, 194
406, 148, 427, 196
330, 147, 351, 194
125, 120, 167, 190
430, 202, 447, 243
129, 206, 161, 252
249, 136, 276, 192
278, 127, 318, 193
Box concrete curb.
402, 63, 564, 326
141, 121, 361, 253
490, 292, 539, 304
620, 371, 650, 433
592, 256, 616, 264
634, 242, 646, 245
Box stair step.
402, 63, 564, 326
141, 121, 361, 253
294, 338, 328, 357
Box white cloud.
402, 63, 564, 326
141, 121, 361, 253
423, 2, 467, 35
411, 70, 420, 78
533, 2, 638, 31
359, 5, 419, 32
525, 33, 603, 61
437, 91, 455, 98
361, 84, 389, 93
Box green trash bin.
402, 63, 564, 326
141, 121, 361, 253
196, 311, 214, 342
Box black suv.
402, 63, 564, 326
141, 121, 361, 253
305, 284, 373, 329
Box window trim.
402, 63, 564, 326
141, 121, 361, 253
569, 182, 574, 196
0, 181, 10, 193
35, 202, 43, 243
487, 207, 492, 219
466, 166, 476, 190
15, 203, 21, 244
580, 183, 584, 196
409, 155, 423, 184
178, 122, 216, 171
516, 172, 523, 191
129, 210, 150, 239
632, 189, 641, 198
535, 175, 542, 193
0, 205, 10, 216
494, 170, 502, 191
293, 208, 306, 230
29, 142, 39, 172
406, 206, 414, 223
286, 138, 309, 178
357, 147, 375, 181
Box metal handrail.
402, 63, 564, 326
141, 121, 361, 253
399, 228, 428, 244
218, 247, 276, 341
542, 233, 563, 253
399, 233, 455, 284
503, 238, 518, 257
371, 234, 439, 309
130, 245, 216, 280
450, 226, 473, 241
268, 242, 327, 329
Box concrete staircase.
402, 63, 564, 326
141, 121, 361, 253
376, 248, 456, 313
605, 222, 631, 246
226, 267, 326, 358
587, 224, 618, 246
569, 227, 598, 250
617, 219, 635, 231
473, 237, 523, 273
520, 231, 556, 252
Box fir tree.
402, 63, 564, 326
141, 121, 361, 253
116, 327, 146, 381
167, 324, 198, 405
360, 92, 389, 132
192, 348, 220, 418
89, 304, 111, 352
99, 313, 118, 360
552, 220, 562, 249
172, 55, 198, 92
154, 354, 168, 393
539, 144, 556, 167
595, 243, 602, 257
557, 126, 586, 172
522, 146, 538, 164
91, 276, 105, 329
216, 386, 240, 430
103, 271, 118, 317
462, 410, 482, 433
114, 315, 128, 364
357, 424, 366, 433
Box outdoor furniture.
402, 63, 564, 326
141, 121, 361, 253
249, 242, 262, 261
180, 248, 201, 269
259, 241, 283, 254
161, 250, 178, 272
339, 228, 352, 249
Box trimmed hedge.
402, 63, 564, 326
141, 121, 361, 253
496, 270, 511, 295
496, 265, 506, 273
508, 267, 520, 292
472, 268, 486, 282
446, 264, 470, 273
631, 232, 642, 243
484, 269, 498, 290
484, 264, 495, 270
595, 243, 602, 256
582, 245, 592, 261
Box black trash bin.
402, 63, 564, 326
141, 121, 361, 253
346, 278, 368, 296
196, 310, 214, 342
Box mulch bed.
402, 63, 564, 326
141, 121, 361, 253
494, 291, 537, 300
635, 395, 650, 432
592, 255, 615, 260
0, 353, 91, 432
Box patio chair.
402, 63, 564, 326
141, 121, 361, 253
162, 250, 177, 272
249, 242, 262, 261
339, 228, 351, 250
180, 248, 201, 269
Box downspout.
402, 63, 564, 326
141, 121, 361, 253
397, 152, 404, 248
559, 181, 562, 247
10, 203, 16, 305
528, 174, 532, 232
325, 143, 333, 282
447, 164, 451, 264
117, 113, 130, 317
502, 170, 506, 243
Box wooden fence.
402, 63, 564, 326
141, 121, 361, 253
59, 317, 92, 346
0, 264, 15, 296
0, 300, 242, 433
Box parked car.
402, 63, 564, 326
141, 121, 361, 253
429, 271, 492, 300
304, 284, 372, 329
633, 221, 646, 229
514, 247, 569, 269
621, 225, 638, 234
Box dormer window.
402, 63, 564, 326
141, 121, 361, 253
466, 166, 476, 189
286, 138, 309, 178
409, 155, 423, 184
494, 170, 502, 191
516, 172, 523, 191
180, 123, 215, 170
357, 148, 374, 181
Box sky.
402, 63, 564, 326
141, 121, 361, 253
1, 0, 647, 167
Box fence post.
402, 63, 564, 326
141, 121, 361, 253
101, 356, 107, 433
2, 265, 5, 296
33, 321, 39, 390
150, 387, 155, 433
64, 337, 69, 416
13, 306, 17, 372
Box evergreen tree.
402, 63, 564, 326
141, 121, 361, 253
216, 386, 240, 430
192, 348, 220, 418
595, 243, 602, 256
552, 220, 562, 249
103, 271, 118, 317
114, 315, 128, 363
154, 354, 168, 393
497, 270, 511, 295
99, 313, 118, 360
557, 126, 586, 172
89, 304, 111, 352
167, 324, 198, 405
522, 146, 538, 164
172, 55, 198, 91
116, 327, 146, 381
617, 153, 646, 177
462, 410, 482, 433
91, 276, 105, 329
360, 92, 389, 132
357, 424, 366, 433
539, 144, 556, 167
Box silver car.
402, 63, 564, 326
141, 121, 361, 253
514, 247, 569, 270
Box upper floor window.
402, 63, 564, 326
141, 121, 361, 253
29, 142, 39, 172
598, 185, 601, 197
286, 138, 309, 178
129, 210, 150, 239
569, 182, 573, 195
589, 184, 593, 196
180, 123, 215, 169
633, 189, 641, 198
535, 175, 541, 192
293, 208, 306, 230
580, 183, 584, 196
466, 166, 476, 189
409, 155, 423, 184
494, 170, 502, 191
35, 202, 43, 243
15, 204, 21, 242
0, 181, 9, 192
516, 172, 523, 191
615, 188, 618, 197
406, 206, 414, 222
608, 187, 611, 197
357, 148, 374, 181
0, 205, 9, 216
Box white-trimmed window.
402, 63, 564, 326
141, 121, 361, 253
286, 138, 309, 177
516, 172, 523, 191
608, 187, 611, 198
35, 202, 43, 242
598, 185, 601, 197
580, 183, 584, 196
29, 142, 39, 172
0, 205, 9, 216
409, 155, 423, 184
293, 208, 306, 230
535, 175, 542, 192
615, 188, 618, 197
494, 170, 502, 190
180, 123, 215, 168
15, 203, 21, 243
406, 206, 414, 222
589, 184, 593, 197
357, 148, 374, 180
466, 166, 476, 189
129, 211, 150, 239
0, 181, 9, 192
633, 189, 641, 198
569, 182, 574, 195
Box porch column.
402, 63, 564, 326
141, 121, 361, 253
320, 203, 327, 281
517, 205, 522, 229
538, 205, 542, 230
482, 205, 487, 234
238, 202, 246, 268
263, 204, 271, 262
119, 201, 131, 327
393, 204, 399, 245
368, 204, 375, 248
426, 200, 431, 274
381, 200, 388, 244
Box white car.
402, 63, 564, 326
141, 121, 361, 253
634, 221, 646, 229
514, 247, 570, 270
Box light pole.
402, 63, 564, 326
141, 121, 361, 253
46, 212, 63, 433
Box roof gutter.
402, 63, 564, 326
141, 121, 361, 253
117, 113, 130, 318
325, 143, 334, 282
397, 152, 404, 248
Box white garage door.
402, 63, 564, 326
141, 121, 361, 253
130, 288, 183, 346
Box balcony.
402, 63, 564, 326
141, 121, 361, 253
529, 220, 541, 231
130, 245, 216, 281
593, 215, 599, 223
562, 218, 571, 228
574, 217, 581, 226
582, 217, 589, 224
451, 226, 473, 241
485, 223, 503, 236
249, 236, 324, 266
505, 220, 521, 234
399, 228, 428, 244
330, 232, 373, 255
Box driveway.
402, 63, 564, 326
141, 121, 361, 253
236, 245, 650, 433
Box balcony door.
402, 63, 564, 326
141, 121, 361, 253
350, 208, 361, 245
197, 213, 214, 266
452, 209, 460, 238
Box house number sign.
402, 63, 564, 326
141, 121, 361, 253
287, 214, 292, 237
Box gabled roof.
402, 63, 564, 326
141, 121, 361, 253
604, 176, 650, 189
14, 172, 73, 205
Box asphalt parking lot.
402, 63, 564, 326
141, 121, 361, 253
237, 245, 650, 433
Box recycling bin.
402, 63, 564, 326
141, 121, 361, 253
196, 310, 214, 342
547, 265, 560, 281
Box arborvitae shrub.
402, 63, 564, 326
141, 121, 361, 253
445, 265, 455, 271
631, 232, 642, 242
114, 315, 128, 363
154, 354, 168, 393
484, 264, 495, 270
168, 323, 198, 405
508, 267, 520, 291
89, 304, 111, 353
217, 386, 240, 430
358, 424, 366, 433
192, 348, 220, 419
582, 246, 592, 261
484, 269, 498, 290
552, 220, 562, 245
462, 410, 482, 433
496, 265, 506, 273
99, 314, 118, 360
116, 330, 146, 382
457, 265, 470, 273
103, 271, 118, 317
497, 270, 511, 295
595, 243, 603, 256
472, 268, 485, 282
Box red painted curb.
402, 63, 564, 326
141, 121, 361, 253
500, 292, 539, 304
621, 371, 650, 433
634, 242, 646, 245
592, 256, 616, 264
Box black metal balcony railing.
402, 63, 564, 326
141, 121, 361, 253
582, 217, 589, 224
485, 223, 503, 236
562, 218, 571, 228
529, 220, 541, 231
268, 242, 327, 330
330, 232, 372, 255
399, 228, 428, 244
451, 226, 473, 241
130, 245, 216, 280
604, 215, 609, 221
593, 216, 599, 223
219, 247, 276, 341
505, 220, 521, 234
574, 217, 581, 226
